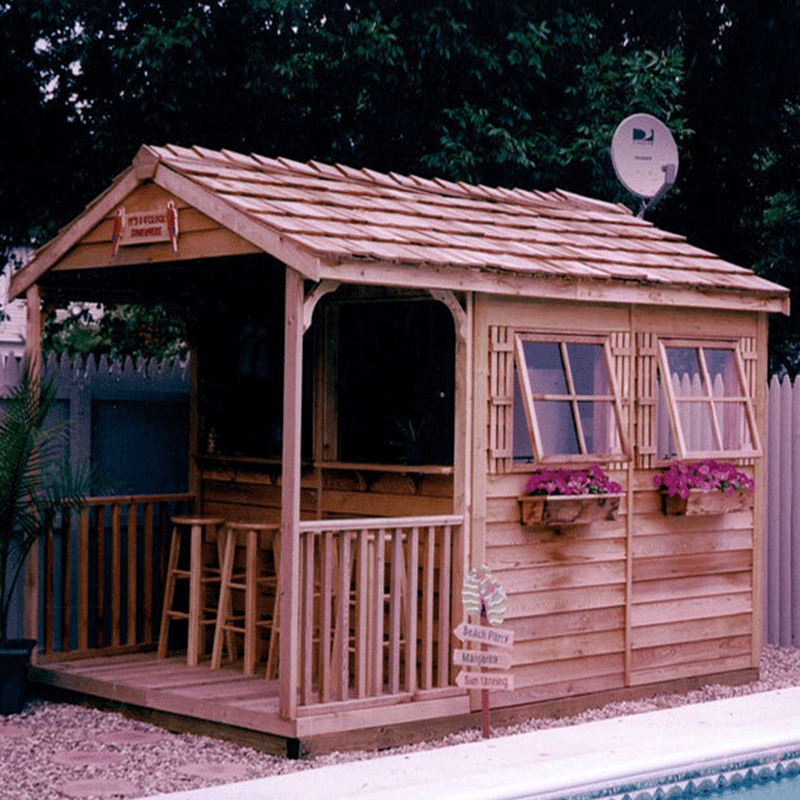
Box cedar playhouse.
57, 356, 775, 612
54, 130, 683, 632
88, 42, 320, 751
10, 145, 789, 754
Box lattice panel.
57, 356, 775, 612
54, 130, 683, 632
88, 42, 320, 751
636, 331, 658, 469
740, 335, 758, 467
487, 326, 514, 473
608, 331, 633, 471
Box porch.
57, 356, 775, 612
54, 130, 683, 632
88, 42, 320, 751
30, 493, 467, 750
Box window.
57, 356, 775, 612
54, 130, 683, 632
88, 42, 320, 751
656, 340, 760, 459
513, 335, 629, 463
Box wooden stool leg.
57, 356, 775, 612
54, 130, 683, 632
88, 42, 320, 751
265, 534, 281, 681
243, 529, 258, 675
186, 523, 203, 666
211, 530, 236, 669
158, 526, 181, 659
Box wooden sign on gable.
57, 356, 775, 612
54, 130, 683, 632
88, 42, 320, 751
112, 202, 179, 255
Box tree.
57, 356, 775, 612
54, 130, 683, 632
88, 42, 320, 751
42, 304, 187, 362
4, 1, 800, 370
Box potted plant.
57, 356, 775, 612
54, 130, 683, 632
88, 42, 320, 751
0, 364, 91, 714
653, 459, 754, 516
519, 465, 624, 527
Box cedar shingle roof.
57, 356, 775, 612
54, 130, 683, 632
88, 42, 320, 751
11, 143, 790, 312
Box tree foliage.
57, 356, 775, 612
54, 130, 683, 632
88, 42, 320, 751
3, 1, 800, 371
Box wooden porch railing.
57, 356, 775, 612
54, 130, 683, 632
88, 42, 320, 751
39, 493, 194, 661
296, 514, 462, 708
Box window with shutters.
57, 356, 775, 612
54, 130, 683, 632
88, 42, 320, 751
656, 339, 760, 460
513, 334, 630, 463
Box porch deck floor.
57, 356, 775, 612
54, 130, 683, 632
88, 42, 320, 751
30, 652, 296, 748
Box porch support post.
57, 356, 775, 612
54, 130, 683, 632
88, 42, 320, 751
23, 285, 42, 644
279, 268, 304, 719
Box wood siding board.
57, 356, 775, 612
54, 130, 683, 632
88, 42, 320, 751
631, 614, 752, 648
631, 593, 752, 626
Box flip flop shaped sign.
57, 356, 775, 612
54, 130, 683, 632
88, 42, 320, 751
462, 565, 508, 626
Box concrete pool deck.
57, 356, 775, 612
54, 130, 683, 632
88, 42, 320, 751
144, 687, 800, 800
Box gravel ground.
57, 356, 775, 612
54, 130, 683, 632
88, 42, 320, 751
3, 644, 800, 800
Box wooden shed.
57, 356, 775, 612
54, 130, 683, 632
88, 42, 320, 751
10, 144, 789, 753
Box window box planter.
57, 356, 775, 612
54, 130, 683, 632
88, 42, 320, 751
660, 488, 751, 517
654, 460, 754, 518
519, 493, 623, 527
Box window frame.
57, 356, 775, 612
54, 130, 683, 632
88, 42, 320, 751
657, 338, 761, 460
513, 333, 631, 465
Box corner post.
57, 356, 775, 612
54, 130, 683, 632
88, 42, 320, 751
23, 285, 42, 645
279, 268, 304, 718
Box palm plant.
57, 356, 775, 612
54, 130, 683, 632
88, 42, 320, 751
0, 363, 91, 644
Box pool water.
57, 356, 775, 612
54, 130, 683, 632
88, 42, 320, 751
567, 749, 800, 800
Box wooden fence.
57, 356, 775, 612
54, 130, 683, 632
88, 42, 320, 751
1, 352, 189, 641
0, 352, 189, 496
766, 374, 800, 645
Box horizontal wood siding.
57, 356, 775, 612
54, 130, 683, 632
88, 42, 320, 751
485, 472, 627, 706
200, 461, 453, 523
629, 476, 754, 686
479, 297, 762, 707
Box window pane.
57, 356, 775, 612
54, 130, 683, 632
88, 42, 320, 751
704, 348, 742, 397
567, 343, 610, 395
535, 400, 580, 454
666, 347, 702, 397
677, 400, 719, 451
513, 371, 535, 462
523, 341, 568, 394
715, 401, 752, 451
656, 376, 677, 459
577, 401, 620, 454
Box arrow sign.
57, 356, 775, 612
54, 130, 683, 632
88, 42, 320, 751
454, 622, 514, 649
456, 671, 514, 691
453, 648, 513, 670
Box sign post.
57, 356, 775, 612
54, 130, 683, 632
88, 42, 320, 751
458, 566, 514, 738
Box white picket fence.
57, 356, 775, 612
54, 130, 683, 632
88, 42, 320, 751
766, 374, 800, 645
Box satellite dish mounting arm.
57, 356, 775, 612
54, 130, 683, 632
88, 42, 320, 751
637, 163, 677, 218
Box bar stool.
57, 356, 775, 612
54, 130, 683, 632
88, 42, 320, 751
211, 522, 281, 676
158, 516, 226, 666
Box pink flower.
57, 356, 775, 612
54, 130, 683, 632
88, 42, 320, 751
654, 460, 754, 498
526, 465, 623, 497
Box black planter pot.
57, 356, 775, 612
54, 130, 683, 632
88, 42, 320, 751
0, 639, 37, 715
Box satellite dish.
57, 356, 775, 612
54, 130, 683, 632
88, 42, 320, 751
610, 113, 678, 216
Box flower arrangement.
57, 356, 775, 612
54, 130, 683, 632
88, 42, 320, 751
525, 465, 624, 497
653, 459, 754, 499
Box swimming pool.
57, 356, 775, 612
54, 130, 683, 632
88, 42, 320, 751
564, 749, 800, 800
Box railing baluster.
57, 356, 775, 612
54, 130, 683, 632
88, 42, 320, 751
371, 527, 385, 696
437, 525, 453, 688
127, 503, 138, 646
356, 528, 369, 698
143, 502, 154, 645
389, 527, 403, 695
78, 508, 89, 651
111, 503, 122, 647
405, 526, 419, 695
421, 525, 435, 690
95, 503, 105, 649
319, 528, 334, 703
301, 531, 315, 705
336, 530, 352, 701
